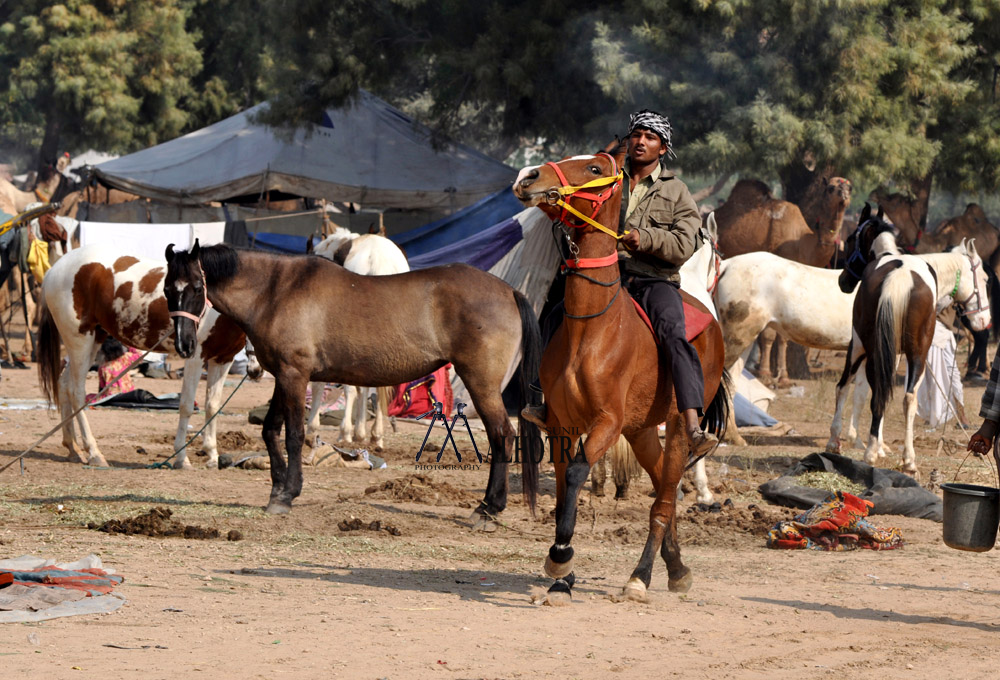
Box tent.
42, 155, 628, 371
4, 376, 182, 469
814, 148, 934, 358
93, 90, 516, 210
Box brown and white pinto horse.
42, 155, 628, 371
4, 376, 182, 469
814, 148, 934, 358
163, 242, 543, 516
37, 244, 251, 468
514, 149, 729, 604
832, 205, 991, 476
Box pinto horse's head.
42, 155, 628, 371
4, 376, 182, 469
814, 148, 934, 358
164, 240, 206, 359
838, 203, 894, 293
513, 148, 627, 239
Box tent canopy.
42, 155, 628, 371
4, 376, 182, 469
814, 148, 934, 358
93, 91, 516, 210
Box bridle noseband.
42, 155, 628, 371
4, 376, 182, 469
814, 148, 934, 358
168, 269, 212, 329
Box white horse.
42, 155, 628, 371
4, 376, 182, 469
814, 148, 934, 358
829, 232, 990, 476
308, 227, 409, 451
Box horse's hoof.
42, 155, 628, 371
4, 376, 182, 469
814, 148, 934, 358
668, 569, 693, 593
66, 445, 88, 465
543, 589, 572, 607
87, 454, 110, 468
204, 457, 219, 470
623, 578, 648, 602
696, 492, 715, 505
544, 555, 573, 580
776, 378, 794, 389
471, 515, 499, 533
825, 439, 841, 454
265, 501, 292, 515
173, 458, 194, 470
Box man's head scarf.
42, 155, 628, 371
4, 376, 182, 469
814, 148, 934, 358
628, 109, 676, 159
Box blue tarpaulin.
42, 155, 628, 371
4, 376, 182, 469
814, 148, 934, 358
391, 186, 521, 258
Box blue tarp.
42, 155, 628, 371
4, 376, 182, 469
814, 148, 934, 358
407, 216, 526, 271
249, 232, 318, 253
391, 186, 521, 258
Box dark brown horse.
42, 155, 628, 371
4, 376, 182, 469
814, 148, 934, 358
163, 243, 542, 516
513, 148, 729, 604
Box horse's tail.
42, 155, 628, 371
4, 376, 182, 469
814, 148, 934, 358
609, 435, 642, 489
870, 270, 910, 411
514, 290, 542, 516
700, 368, 733, 442
37, 293, 62, 409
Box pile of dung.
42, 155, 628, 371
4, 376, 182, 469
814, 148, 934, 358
338, 517, 402, 536
364, 474, 475, 507
89, 507, 221, 539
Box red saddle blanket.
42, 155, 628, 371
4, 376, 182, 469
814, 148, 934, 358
630, 295, 714, 344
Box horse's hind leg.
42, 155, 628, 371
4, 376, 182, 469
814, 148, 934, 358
591, 455, 606, 498
57, 366, 86, 463
826, 337, 864, 454
65, 347, 109, 467
261, 386, 289, 512
339, 385, 357, 444
901, 355, 927, 479
270, 371, 309, 514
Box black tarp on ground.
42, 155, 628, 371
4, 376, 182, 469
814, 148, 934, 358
758, 452, 942, 522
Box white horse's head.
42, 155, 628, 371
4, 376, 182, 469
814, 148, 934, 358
952, 238, 991, 332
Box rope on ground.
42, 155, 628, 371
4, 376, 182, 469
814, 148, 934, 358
0, 328, 172, 476
147, 372, 249, 469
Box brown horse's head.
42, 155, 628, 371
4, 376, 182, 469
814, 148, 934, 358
513, 147, 627, 245
164, 240, 208, 359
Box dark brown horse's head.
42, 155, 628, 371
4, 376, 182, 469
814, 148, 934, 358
164, 240, 206, 359
838, 203, 894, 293
513, 147, 627, 243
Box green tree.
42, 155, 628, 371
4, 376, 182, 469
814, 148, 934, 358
0, 0, 202, 171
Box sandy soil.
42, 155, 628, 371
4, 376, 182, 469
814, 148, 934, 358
2, 352, 1000, 680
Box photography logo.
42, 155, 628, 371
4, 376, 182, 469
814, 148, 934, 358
414, 401, 482, 463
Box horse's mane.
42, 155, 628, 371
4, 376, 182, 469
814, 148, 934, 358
198, 244, 240, 285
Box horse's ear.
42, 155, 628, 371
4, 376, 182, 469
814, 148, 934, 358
860, 203, 871, 223
706, 212, 718, 243
165, 244, 175, 261
876, 205, 884, 220
968, 238, 978, 258
190, 239, 200, 260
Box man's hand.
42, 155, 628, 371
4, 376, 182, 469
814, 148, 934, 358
621, 229, 641, 251
968, 419, 998, 456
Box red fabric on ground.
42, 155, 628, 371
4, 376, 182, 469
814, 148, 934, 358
4, 567, 124, 596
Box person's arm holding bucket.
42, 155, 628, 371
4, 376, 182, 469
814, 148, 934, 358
968, 343, 1000, 465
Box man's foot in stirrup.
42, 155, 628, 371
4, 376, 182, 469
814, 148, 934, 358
521, 379, 546, 428
687, 428, 718, 462
521, 404, 547, 429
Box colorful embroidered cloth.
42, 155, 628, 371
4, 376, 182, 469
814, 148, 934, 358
86, 347, 144, 404
766, 491, 904, 551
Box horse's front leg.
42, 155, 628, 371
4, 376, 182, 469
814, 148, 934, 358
826, 337, 864, 454
199, 359, 233, 469
273, 371, 309, 513
339, 385, 357, 444
173, 353, 203, 470
545, 420, 619, 605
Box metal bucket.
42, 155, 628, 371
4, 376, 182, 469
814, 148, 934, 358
941, 483, 1000, 552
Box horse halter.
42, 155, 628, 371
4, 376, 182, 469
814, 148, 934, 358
545, 153, 625, 245
843, 220, 874, 283
168, 269, 212, 329
954, 254, 988, 317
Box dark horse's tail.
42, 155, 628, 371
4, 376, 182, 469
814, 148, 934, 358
37, 294, 63, 410
689, 369, 732, 471
514, 290, 542, 515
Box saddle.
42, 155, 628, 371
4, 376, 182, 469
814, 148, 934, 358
629, 290, 715, 344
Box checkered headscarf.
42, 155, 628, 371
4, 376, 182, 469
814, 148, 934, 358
628, 109, 675, 158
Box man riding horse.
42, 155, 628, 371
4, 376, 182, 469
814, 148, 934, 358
523, 109, 718, 459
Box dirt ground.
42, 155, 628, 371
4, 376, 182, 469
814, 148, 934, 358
2, 349, 1000, 680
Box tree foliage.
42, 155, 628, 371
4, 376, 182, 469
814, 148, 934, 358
0, 0, 202, 169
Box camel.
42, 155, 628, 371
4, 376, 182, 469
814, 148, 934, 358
713, 177, 851, 385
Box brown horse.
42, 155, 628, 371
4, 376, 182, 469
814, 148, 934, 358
513, 149, 729, 604
713, 178, 849, 385
163, 243, 542, 516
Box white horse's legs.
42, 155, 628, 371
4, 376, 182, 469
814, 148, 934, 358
339, 385, 357, 444
901, 371, 924, 478
369, 386, 387, 452
847, 370, 866, 446
305, 381, 325, 448
352, 386, 370, 443
172, 354, 202, 470
827, 339, 864, 454
199, 359, 233, 469
691, 458, 713, 504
